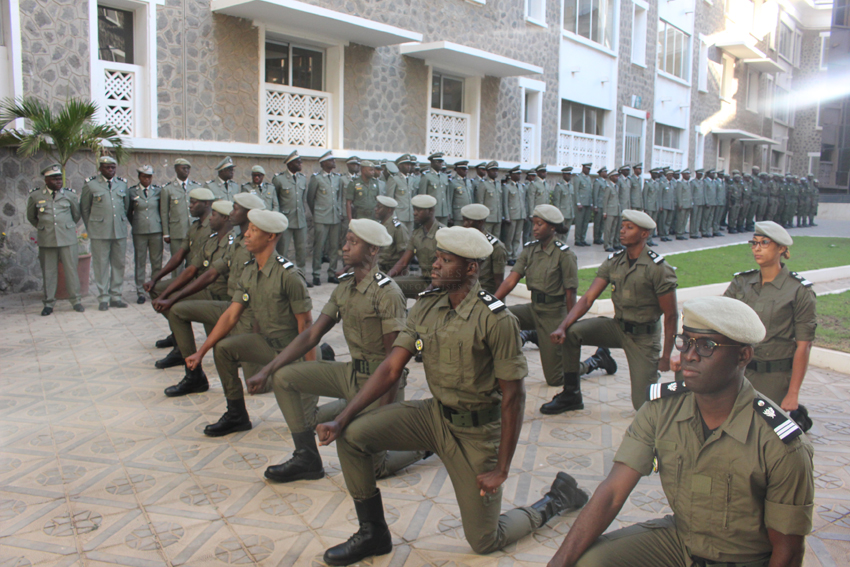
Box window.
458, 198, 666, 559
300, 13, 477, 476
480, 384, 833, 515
778, 22, 793, 61
821, 32, 830, 70
431, 73, 463, 112
793, 29, 803, 67
764, 75, 774, 117
720, 55, 735, 100
774, 85, 789, 123
817, 101, 824, 129
98, 6, 134, 63
657, 21, 689, 80
624, 115, 644, 164
772, 149, 784, 171
264, 41, 324, 91
526, 0, 545, 24
808, 154, 820, 174
746, 71, 759, 112
631, 2, 648, 66
560, 100, 604, 135
698, 38, 708, 92
564, 0, 615, 50
0, 1, 6, 47
655, 124, 682, 149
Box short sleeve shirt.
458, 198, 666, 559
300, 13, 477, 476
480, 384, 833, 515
479, 232, 508, 293
393, 281, 528, 412
377, 216, 409, 272
190, 231, 232, 300
180, 216, 212, 266
211, 228, 253, 298
614, 379, 814, 562
596, 246, 677, 324
406, 220, 446, 275
512, 239, 578, 297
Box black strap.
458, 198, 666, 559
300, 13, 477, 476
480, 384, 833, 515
746, 358, 794, 373
439, 402, 500, 428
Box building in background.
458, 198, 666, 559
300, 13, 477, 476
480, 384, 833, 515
820, 0, 850, 191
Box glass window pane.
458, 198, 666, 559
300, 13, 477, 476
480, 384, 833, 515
0, 5, 6, 47
571, 103, 584, 132
265, 41, 289, 85
655, 124, 663, 146
578, 0, 592, 39
431, 73, 442, 109
98, 6, 134, 64
292, 46, 323, 90
524, 92, 531, 123
585, 107, 596, 135
564, 0, 577, 33
590, 0, 600, 43
658, 25, 666, 71
675, 29, 683, 78
442, 77, 464, 112
666, 27, 675, 74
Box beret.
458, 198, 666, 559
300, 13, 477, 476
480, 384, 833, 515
318, 150, 334, 163
485, 160, 499, 170
349, 218, 393, 247
137, 164, 154, 175
682, 296, 766, 345
251, 165, 266, 175
411, 194, 437, 208
435, 226, 493, 260
360, 160, 375, 168
376, 195, 398, 208
232, 193, 266, 210
248, 209, 288, 234
98, 156, 117, 165
174, 158, 191, 166
386, 162, 399, 174
532, 204, 564, 225
622, 209, 656, 230
188, 187, 216, 201
215, 156, 234, 171
42, 163, 62, 177
212, 200, 234, 216
284, 151, 300, 164
754, 221, 792, 247
461, 203, 490, 220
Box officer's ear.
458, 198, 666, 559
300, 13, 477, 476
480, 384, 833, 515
465, 258, 480, 279
737, 344, 754, 368
368, 244, 380, 258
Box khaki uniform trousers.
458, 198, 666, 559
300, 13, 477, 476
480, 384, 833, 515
271, 360, 425, 478
690, 206, 703, 237
592, 210, 604, 243
603, 215, 620, 249
90, 237, 127, 303
169, 299, 229, 359
133, 233, 163, 296
565, 317, 661, 410
168, 238, 185, 277
646, 211, 659, 237
574, 206, 592, 244
39, 245, 81, 308
312, 222, 340, 279
278, 226, 307, 271
700, 206, 713, 236
713, 206, 725, 233
214, 333, 294, 401
503, 221, 523, 261
394, 275, 432, 300
659, 210, 673, 237
337, 397, 542, 554
509, 302, 567, 387
675, 208, 691, 236
483, 222, 500, 237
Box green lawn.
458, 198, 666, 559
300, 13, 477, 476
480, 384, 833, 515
815, 291, 850, 354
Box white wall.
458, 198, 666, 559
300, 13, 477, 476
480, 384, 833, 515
658, 0, 695, 35
558, 39, 617, 112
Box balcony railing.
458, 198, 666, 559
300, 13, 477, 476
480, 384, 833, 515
263, 84, 330, 147
558, 130, 610, 168
99, 62, 140, 136
427, 108, 470, 158
652, 145, 684, 170
522, 123, 535, 164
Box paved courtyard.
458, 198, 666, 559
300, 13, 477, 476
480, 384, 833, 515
1, 224, 850, 566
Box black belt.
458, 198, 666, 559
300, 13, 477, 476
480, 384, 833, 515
618, 319, 659, 335
747, 358, 794, 373
439, 402, 500, 428
530, 290, 565, 305
352, 359, 379, 374
692, 556, 769, 567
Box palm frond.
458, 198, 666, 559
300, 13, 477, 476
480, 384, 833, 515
0, 97, 51, 129
0, 129, 25, 147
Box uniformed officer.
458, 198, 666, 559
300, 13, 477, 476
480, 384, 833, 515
307, 150, 343, 286
700, 169, 716, 238
520, 170, 535, 245
419, 152, 451, 225
384, 154, 415, 233
528, 163, 553, 210
245, 218, 426, 483
690, 169, 705, 239
591, 167, 607, 245
273, 151, 309, 278
184, 209, 314, 437
315, 226, 588, 566
388, 194, 446, 299
756, 171, 770, 222
548, 296, 814, 567
26, 164, 84, 315
601, 170, 621, 252
338, 156, 361, 248
475, 161, 504, 235
502, 165, 525, 262
345, 159, 380, 221
545, 210, 678, 413
675, 169, 693, 240
727, 172, 742, 233
160, 158, 201, 277
128, 164, 163, 304
659, 169, 676, 241
573, 162, 593, 246
471, 161, 488, 194
712, 169, 727, 236
205, 156, 239, 201
461, 204, 506, 293
616, 165, 632, 221
493, 205, 579, 387
374, 196, 409, 273
643, 168, 661, 246
449, 160, 475, 226
809, 175, 819, 226
552, 166, 576, 233
629, 163, 643, 213
240, 165, 278, 211
81, 155, 131, 311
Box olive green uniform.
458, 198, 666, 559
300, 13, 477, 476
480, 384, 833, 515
205, 177, 239, 201
591, 176, 606, 243
273, 169, 308, 271
674, 177, 693, 236
509, 239, 578, 386
565, 247, 677, 409
420, 169, 451, 225
395, 220, 445, 299
128, 184, 163, 296
449, 175, 475, 224
240, 181, 278, 212
149, 216, 215, 308
576, 379, 814, 567
573, 172, 593, 245
475, 178, 503, 236
602, 179, 621, 249
385, 172, 414, 233
479, 232, 507, 294
26, 186, 82, 308
552, 179, 576, 230
336, 282, 549, 555
346, 175, 380, 220
502, 179, 525, 261
377, 216, 409, 273
80, 174, 131, 303
723, 266, 817, 405
307, 170, 343, 280
160, 179, 201, 276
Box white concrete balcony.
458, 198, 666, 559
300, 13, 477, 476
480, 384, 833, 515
653, 145, 684, 170
263, 84, 331, 148
427, 108, 470, 158
95, 62, 141, 137
557, 130, 610, 168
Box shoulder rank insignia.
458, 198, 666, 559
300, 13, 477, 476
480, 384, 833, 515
486, 233, 499, 244
524, 239, 539, 247
244, 258, 255, 265
477, 290, 506, 313
647, 381, 690, 401
228, 234, 235, 245
374, 272, 392, 287
555, 240, 569, 251
209, 232, 218, 238
608, 249, 625, 260
393, 219, 401, 228
754, 397, 802, 443
85, 175, 96, 182
29, 187, 39, 193
205, 179, 214, 185
418, 287, 442, 297
275, 172, 285, 177
789, 272, 813, 287
117, 176, 127, 183
733, 268, 759, 277
646, 249, 664, 264
277, 256, 295, 269
338, 271, 355, 281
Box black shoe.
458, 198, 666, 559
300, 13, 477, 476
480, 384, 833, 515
313, 276, 321, 287
647, 241, 657, 247
676, 236, 687, 241
531, 472, 589, 526
322, 254, 330, 263
520, 330, 539, 347
41, 307, 53, 316
604, 247, 614, 252
660, 237, 670, 242
204, 398, 252, 437
790, 404, 813, 433
593, 239, 604, 245
164, 367, 209, 397
690, 235, 701, 239
155, 347, 184, 369
265, 431, 324, 483
73, 304, 85, 313
328, 275, 339, 284
614, 245, 624, 250
811, 222, 817, 227
728, 228, 737, 234
507, 259, 516, 266
137, 296, 146, 304
323, 491, 393, 566
714, 232, 723, 237
155, 334, 176, 349
540, 373, 584, 415
98, 302, 109, 311
414, 352, 423, 363
306, 281, 314, 288
594, 347, 617, 375
320, 343, 336, 361
110, 300, 128, 308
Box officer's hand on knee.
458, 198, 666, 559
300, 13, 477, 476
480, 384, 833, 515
143, 280, 154, 292
316, 421, 341, 446
185, 353, 202, 371
246, 370, 269, 395
550, 328, 567, 344
152, 298, 170, 313
476, 469, 507, 496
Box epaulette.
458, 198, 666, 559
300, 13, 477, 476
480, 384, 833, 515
754, 397, 802, 443
554, 240, 569, 251
734, 268, 759, 277
206, 179, 214, 185
29, 187, 39, 193
477, 290, 506, 313
647, 381, 689, 401
790, 272, 813, 287
418, 287, 442, 297
312, 172, 318, 176
117, 177, 127, 183
646, 249, 664, 264
276, 172, 286, 177
227, 233, 235, 245
485, 233, 499, 244
338, 271, 355, 281
276, 256, 295, 269
86, 175, 96, 182
608, 249, 625, 260
524, 239, 539, 247
209, 232, 218, 238
374, 272, 392, 287
393, 219, 401, 228
244, 258, 255, 265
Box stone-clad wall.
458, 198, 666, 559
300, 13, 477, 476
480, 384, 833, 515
789, 29, 825, 176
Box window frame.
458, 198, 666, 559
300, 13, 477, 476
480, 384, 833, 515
263, 39, 325, 92
774, 83, 789, 124
97, 5, 135, 64
563, 0, 616, 51
560, 99, 605, 137
746, 69, 759, 113
654, 123, 683, 150
778, 21, 793, 62
622, 106, 646, 167
631, 0, 648, 67
431, 71, 465, 113
657, 19, 691, 81
720, 54, 735, 101
698, 36, 709, 92
525, 0, 547, 27
820, 32, 830, 70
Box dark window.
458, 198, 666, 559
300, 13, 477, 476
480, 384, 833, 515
431, 73, 464, 112
98, 6, 134, 64
560, 100, 604, 135
265, 41, 324, 91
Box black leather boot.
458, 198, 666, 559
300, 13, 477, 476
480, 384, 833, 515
164, 366, 209, 397
155, 334, 175, 349
323, 491, 393, 566
520, 330, 539, 347
320, 343, 336, 361
155, 347, 184, 369
582, 347, 617, 376
531, 472, 589, 526
540, 372, 584, 415
265, 431, 324, 483
790, 404, 813, 433
204, 398, 252, 437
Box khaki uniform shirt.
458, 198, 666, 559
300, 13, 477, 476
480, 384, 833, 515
307, 171, 343, 224
724, 266, 817, 362
617, 175, 631, 210
512, 238, 578, 296
597, 247, 677, 324
211, 227, 252, 298
394, 281, 528, 412
160, 179, 201, 240
80, 174, 130, 239
615, 379, 814, 562
502, 180, 524, 221
190, 231, 232, 300
385, 173, 413, 223
420, 169, 450, 218
345, 175, 380, 220
240, 181, 278, 212
552, 180, 575, 220
629, 174, 643, 209
448, 175, 475, 222
26, 187, 81, 247
479, 232, 508, 293
407, 220, 445, 274
322, 266, 407, 367
602, 179, 620, 215
377, 216, 409, 273
128, 184, 163, 234
592, 177, 606, 210
574, 172, 593, 207
181, 216, 212, 266
274, 170, 308, 229
475, 179, 503, 222
205, 177, 239, 201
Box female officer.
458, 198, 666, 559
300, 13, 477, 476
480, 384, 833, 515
723, 220, 816, 429
495, 205, 614, 387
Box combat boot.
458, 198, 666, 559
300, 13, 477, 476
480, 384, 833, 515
164, 366, 209, 397
155, 334, 175, 349
323, 491, 393, 566
531, 472, 589, 526
155, 347, 184, 369
204, 398, 252, 437
520, 330, 539, 347
582, 347, 617, 376
265, 431, 324, 483
540, 372, 584, 415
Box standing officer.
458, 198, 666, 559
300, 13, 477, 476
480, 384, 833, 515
675, 169, 693, 240
552, 166, 576, 233
81, 155, 131, 311
206, 157, 239, 201
502, 165, 525, 263
642, 169, 661, 246
315, 226, 589, 566
449, 160, 474, 226
26, 164, 84, 315
809, 175, 819, 226
548, 296, 813, 567
345, 160, 380, 221
756, 171, 769, 222
338, 156, 361, 249
659, 169, 675, 241
307, 150, 343, 286
420, 152, 451, 225
160, 158, 201, 277
240, 165, 278, 211
527, 164, 552, 210
601, 169, 622, 252
184, 209, 314, 437
690, 169, 705, 239
374, 196, 409, 273
573, 162, 593, 246
713, 169, 727, 236
545, 210, 678, 413
700, 169, 716, 238
475, 161, 503, 235
128, 164, 163, 304
388, 194, 445, 299
629, 163, 643, 212
614, 166, 631, 248
726, 171, 742, 233
591, 167, 607, 245
461, 204, 506, 293
274, 150, 309, 278
471, 161, 488, 193
384, 154, 414, 233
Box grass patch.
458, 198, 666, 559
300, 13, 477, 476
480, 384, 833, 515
815, 291, 850, 354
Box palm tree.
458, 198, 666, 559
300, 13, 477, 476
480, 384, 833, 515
0, 97, 129, 185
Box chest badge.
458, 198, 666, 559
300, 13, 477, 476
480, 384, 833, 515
415, 338, 423, 353
242, 293, 249, 302
203, 260, 210, 267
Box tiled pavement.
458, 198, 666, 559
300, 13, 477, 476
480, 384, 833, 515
2, 228, 850, 566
